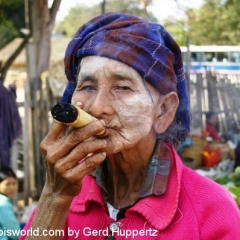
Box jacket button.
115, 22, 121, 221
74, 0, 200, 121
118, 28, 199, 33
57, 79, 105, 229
109, 222, 119, 232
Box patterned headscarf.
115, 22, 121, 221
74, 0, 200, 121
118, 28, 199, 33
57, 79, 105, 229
62, 12, 190, 139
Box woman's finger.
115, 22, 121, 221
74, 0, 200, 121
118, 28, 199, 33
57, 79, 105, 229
46, 120, 68, 141
53, 138, 107, 171
57, 152, 107, 185
67, 119, 105, 142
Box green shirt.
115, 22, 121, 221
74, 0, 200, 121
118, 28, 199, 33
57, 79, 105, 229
0, 193, 20, 240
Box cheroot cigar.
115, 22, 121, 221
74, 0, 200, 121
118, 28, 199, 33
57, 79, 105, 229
51, 103, 105, 135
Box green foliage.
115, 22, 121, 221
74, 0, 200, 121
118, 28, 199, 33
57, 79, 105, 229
228, 186, 240, 207
234, 167, 240, 187
0, 20, 19, 49
104, 0, 157, 21
2, 0, 238, 50
155, 0, 240, 45
163, 19, 189, 46
55, 5, 100, 38
0, 0, 25, 49
214, 167, 240, 186
186, 0, 240, 45
214, 167, 240, 207
55, 0, 158, 38
56, 0, 240, 46
214, 175, 233, 185
235, 166, 240, 176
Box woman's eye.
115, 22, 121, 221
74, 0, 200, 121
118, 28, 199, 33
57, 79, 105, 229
115, 86, 131, 91
77, 85, 96, 91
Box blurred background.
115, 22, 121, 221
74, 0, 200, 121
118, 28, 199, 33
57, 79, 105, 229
0, 0, 240, 219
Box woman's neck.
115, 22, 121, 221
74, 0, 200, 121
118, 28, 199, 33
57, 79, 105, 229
105, 140, 155, 209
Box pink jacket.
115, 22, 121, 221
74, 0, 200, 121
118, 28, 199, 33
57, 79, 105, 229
21, 145, 240, 239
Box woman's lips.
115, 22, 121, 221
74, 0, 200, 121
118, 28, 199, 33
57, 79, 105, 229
96, 127, 110, 138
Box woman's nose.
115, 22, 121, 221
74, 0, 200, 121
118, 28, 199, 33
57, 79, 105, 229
88, 88, 114, 118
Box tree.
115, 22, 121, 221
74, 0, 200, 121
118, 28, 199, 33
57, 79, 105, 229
0, 34, 31, 81
30, 0, 62, 78
0, 0, 62, 82
55, 0, 157, 38
0, 0, 27, 81
163, 19, 189, 46
221, 0, 240, 44
101, 0, 107, 14
0, 0, 25, 50
185, 0, 240, 45
55, 4, 100, 38
23, 0, 62, 195
0, 0, 63, 198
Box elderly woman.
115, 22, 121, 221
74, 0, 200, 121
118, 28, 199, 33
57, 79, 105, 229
21, 13, 240, 239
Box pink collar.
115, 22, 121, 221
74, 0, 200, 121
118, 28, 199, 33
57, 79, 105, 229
70, 144, 183, 231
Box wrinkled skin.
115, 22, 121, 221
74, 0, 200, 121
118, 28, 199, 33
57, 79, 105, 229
40, 56, 179, 205
40, 119, 107, 200
73, 56, 162, 155
33, 56, 179, 239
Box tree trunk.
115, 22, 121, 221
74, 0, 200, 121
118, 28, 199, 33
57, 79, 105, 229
27, 0, 62, 194
101, 0, 106, 14
32, 0, 62, 77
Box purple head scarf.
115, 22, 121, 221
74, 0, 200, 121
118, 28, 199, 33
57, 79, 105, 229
62, 12, 190, 140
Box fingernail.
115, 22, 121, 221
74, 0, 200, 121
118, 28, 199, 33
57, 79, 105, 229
101, 152, 107, 158
87, 153, 94, 157
76, 102, 83, 107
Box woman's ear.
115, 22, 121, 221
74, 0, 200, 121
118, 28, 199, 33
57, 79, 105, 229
154, 92, 179, 134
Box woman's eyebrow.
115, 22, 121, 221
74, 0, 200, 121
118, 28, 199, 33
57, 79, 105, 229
110, 72, 135, 82
77, 71, 137, 83
77, 73, 96, 83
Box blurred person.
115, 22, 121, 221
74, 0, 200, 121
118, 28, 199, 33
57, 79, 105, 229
202, 111, 223, 141
20, 13, 240, 239
0, 167, 20, 240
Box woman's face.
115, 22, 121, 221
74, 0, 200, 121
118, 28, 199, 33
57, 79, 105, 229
71, 56, 166, 155
0, 177, 18, 198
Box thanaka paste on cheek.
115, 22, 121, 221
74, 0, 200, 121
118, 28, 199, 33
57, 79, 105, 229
116, 95, 155, 132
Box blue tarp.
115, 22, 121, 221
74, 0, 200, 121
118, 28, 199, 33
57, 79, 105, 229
0, 80, 22, 168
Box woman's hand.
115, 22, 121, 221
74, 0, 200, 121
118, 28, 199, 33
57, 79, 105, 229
40, 119, 107, 203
